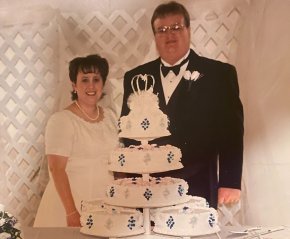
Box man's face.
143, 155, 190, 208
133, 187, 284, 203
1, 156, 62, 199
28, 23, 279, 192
153, 14, 191, 65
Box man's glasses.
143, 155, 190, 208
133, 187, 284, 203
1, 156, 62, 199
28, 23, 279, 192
154, 23, 185, 34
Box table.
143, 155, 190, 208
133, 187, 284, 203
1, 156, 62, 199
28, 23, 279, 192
22, 226, 290, 239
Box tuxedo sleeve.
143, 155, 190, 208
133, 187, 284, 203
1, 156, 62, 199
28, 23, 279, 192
217, 64, 244, 189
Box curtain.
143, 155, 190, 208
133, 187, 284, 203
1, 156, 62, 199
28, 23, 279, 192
235, 0, 290, 225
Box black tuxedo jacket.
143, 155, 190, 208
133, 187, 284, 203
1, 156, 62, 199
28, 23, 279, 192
120, 49, 244, 207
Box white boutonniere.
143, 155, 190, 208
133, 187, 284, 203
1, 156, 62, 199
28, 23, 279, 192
183, 70, 203, 91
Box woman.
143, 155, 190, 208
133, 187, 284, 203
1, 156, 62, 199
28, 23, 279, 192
34, 54, 118, 227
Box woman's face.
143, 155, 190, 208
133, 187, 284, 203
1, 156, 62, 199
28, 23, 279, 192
73, 70, 104, 105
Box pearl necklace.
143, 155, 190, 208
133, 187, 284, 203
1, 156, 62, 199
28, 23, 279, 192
75, 101, 100, 121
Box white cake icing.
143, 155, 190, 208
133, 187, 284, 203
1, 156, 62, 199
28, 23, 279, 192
150, 196, 208, 217
109, 144, 183, 174
119, 74, 170, 141
152, 206, 219, 236
80, 200, 144, 237
105, 177, 190, 208
81, 199, 138, 213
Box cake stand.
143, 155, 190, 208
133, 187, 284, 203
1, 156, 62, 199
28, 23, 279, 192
107, 139, 220, 239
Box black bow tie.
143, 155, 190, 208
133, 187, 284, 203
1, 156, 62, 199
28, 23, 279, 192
161, 57, 189, 77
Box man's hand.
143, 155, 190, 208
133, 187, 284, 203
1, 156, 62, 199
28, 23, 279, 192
218, 187, 241, 205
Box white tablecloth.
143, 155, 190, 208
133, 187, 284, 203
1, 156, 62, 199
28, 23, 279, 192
23, 226, 290, 239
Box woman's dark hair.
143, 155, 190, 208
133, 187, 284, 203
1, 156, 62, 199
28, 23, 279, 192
151, 1, 190, 33
69, 54, 109, 100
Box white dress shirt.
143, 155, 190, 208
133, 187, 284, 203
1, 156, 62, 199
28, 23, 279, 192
160, 50, 190, 104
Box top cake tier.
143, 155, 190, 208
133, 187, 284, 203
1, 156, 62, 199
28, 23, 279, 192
119, 74, 170, 141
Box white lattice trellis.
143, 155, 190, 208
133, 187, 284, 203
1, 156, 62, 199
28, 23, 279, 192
0, 6, 59, 225
190, 7, 241, 62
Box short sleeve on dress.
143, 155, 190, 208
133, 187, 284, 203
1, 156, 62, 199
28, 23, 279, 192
45, 111, 74, 157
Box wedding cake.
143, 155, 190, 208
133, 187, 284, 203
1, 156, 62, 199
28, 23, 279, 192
80, 74, 220, 238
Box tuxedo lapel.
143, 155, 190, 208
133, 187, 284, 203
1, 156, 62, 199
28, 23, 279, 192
167, 50, 201, 109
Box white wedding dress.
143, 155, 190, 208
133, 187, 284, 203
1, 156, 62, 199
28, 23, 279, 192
33, 107, 119, 227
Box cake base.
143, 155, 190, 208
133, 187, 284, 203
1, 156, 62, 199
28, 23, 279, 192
109, 231, 221, 239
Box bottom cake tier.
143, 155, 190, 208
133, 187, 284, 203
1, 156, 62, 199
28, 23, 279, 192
80, 197, 220, 238
80, 200, 144, 237
152, 207, 219, 236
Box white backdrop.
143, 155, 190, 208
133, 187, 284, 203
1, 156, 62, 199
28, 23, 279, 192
1, 0, 290, 227
234, 0, 290, 225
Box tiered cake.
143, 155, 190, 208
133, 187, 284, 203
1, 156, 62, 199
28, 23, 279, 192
80, 74, 220, 238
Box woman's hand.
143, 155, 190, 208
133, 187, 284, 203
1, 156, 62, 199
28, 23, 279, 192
66, 210, 81, 227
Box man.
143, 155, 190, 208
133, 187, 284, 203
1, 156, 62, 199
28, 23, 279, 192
120, 1, 243, 208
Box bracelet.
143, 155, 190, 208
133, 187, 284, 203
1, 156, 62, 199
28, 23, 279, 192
66, 210, 78, 217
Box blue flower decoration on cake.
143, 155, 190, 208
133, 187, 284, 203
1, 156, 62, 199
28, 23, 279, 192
86, 215, 94, 229
166, 216, 175, 229
109, 186, 115, 197
177, 184, 185, 196
118, 154, 126, 166
182, 206, 189, 212
131, 177, 137, 184
127, 216, 136, 230
208, 213, 216, 227
167, 151, 174, 163
155, 177, 161, 184
143, 188, 153, 201
140, 118, 150, 130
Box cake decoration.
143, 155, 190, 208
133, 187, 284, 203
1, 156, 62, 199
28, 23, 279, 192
118, 74, 170, 141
